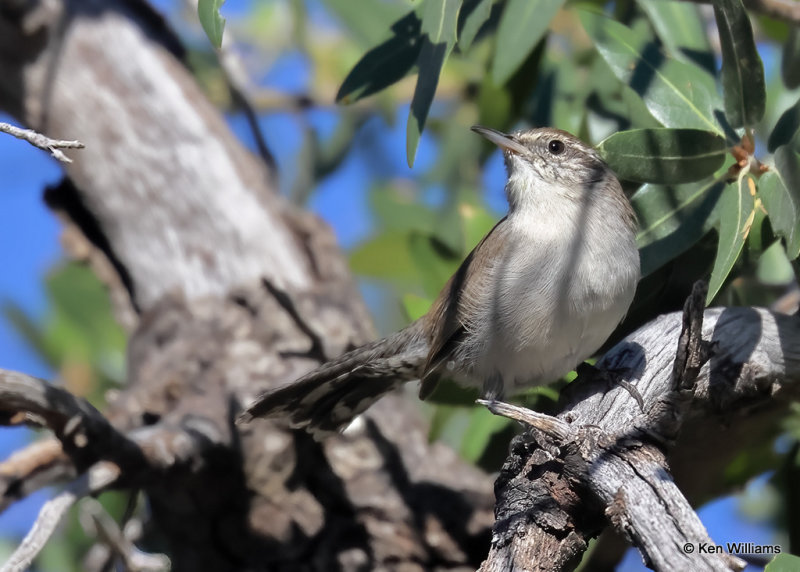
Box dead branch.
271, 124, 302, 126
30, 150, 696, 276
0, 438, 73, 513
0, 121, 83, 163
1, 461, 119, 572
480, 305, 800, 571
79, 497, 170, 572
0, 369, 145, 473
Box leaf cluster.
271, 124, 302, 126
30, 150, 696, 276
303, 0, 798, 469
332, 0, 799, 308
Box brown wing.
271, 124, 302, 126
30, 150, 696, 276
418, 217, 509, 399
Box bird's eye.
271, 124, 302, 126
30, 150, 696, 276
548, 139, 566, 155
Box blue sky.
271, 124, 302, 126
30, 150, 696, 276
0, 0, 782, 568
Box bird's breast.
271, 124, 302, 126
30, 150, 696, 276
460, 210, 639, 393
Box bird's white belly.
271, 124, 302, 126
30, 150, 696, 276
483, 300, 628, 391
464, 245, 636, 396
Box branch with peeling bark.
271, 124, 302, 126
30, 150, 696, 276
479, 283, 800, 571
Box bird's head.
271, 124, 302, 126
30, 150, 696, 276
471, 125, 618, 213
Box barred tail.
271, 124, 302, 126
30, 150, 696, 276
236, 320, 428, 436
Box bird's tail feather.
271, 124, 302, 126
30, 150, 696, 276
237, 320, 428, 436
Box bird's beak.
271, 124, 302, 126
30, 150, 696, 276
471, 125, 528, 156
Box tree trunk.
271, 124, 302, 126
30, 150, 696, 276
0, 1, 494, 569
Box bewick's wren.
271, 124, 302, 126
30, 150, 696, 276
238, 126, 640, 436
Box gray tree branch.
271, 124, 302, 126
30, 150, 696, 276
480, 305, 800, 571
0, 461, 119, 572
0, 438, 74, 512
78, 497, 170, 572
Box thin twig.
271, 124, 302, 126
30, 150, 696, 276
0, 122, 84, 163
0, 462, 120, 572
671, 280, 710, 391
80, 498, 170, 571
0, 438, 73, 512
0, 438, 66, 481
478, 399, 571, 441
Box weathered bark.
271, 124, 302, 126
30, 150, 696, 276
480, 294, 800, 571
0, 0, 493, 570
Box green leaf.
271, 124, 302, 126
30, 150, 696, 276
757, 240, 794, 285
46, 265, 126, 353
760, 146, 800, 259
420, 0, 462, 83
321, 0, 408, 46
765, 554, 800, 572
425, 379, 479, 405
713, 0, 766, 128
479, 36, 546, 132
584, 55, 662, 130
370, 186, 437, 232
431, 193, 498, 255
428, 404, 475, 448
2, 304, 60, 368
433, 198, 467, 254
639, 0, 713, 71
767, 96, 800, 152
459, 202, 497, 250
406, 0, 462, 167
337, 11, 423, 104
746, 202, 766, 253
349, 232, 418, 280
529, 57, 585, 134
458, 0, 493, 51
597, 128, 727, 184
426, 116, 484, 186
579, 9, 722, 134
198, 0, 226, 49
4, 263, 128, 394
634, 180, 726, 276
491, 0, 564, 85
707, 178, 756, 303
408, 233, 460, 298
460, 406, 512, 462
782, 27, 800, 89
402, 293, 432, 321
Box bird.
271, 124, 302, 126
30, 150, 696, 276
238, 126, 641, 437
